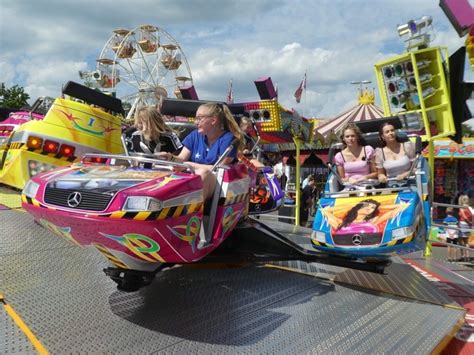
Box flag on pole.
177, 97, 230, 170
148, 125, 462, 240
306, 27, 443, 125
294, 72, 306, 103
226, 80, 234, 104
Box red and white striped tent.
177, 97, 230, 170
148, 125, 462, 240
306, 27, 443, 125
314, 90, 384, 144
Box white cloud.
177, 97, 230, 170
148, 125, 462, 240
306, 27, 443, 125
0, 0, 470, 119
0, 60, 16, 84
18, 60, 88, 100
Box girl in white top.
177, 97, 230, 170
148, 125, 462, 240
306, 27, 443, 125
375, 123, 415, 184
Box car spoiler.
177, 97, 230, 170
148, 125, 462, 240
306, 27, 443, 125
62, 81, 124, 114
161, 98, 245, 117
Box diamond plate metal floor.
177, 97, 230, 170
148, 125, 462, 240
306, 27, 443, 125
0, 208, 465, 354
0, 301, 36, 354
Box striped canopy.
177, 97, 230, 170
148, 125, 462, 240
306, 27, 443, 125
314, 90, 384, 144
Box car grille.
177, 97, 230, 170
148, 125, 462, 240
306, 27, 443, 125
332, 233, 382, 246
44, 186, 114, 211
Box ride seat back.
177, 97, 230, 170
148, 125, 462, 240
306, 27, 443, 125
326, 142, 344, 193
361, 131, 409, 149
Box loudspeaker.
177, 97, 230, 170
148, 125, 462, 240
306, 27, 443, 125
254, 77, 277, 100
92, 70, 102, 80
249, 109, 271, 121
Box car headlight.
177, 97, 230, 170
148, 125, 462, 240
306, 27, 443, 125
23, 180, 40, 199
123, 196, 163, 212
391, 226, 414, 240
311, 230, 326, 243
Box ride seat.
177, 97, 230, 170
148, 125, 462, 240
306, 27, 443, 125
361, 131, 409, 150
326, 143, 344, 193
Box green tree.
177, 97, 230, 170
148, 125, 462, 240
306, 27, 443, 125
462, 123, 474, 137
0, 83, 30, 109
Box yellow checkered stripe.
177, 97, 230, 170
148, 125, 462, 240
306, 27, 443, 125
94, 244, 129, 269
384, 221, 420, 247
219, 193, 249, 206
9, 142, 24, 149
310, 239, 333, 248
21, 195, 52, 209
101, 202, 204, 221
384, 235, 414, 247
22, 195, 203, 220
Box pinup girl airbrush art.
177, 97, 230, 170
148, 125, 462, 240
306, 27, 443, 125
321, 198, 409, 236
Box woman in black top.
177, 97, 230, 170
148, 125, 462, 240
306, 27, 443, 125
124, 106, 182, 154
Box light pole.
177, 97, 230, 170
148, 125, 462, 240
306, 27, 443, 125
350, 80, 372, 92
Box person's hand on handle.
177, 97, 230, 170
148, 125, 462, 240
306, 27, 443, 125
155, 152, 177, 162
396, 171, 410, 181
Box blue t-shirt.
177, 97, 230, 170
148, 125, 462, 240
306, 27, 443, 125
443, 215, 459, 239
182, 130, 237, 165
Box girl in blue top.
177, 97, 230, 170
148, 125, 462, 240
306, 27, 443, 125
159, 102, 243, 200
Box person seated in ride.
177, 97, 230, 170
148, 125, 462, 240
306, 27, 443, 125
375, 122, 415, 187
158, 103, 243, 201
334, 123, 377, 185
124, 106, 182, 154
239, 115, 254, 156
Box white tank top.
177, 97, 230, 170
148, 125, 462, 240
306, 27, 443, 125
383, 154, 411, 178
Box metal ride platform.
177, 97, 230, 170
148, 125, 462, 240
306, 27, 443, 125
0, 189, 466, 353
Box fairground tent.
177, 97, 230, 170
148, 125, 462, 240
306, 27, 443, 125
314, 89, 384, 144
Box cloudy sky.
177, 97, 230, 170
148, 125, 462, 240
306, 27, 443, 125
0, 0, 472, 119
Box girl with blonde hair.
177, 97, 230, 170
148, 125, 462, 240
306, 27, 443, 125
159, 103, 244, 200
125, 106, 182, 154
334, 123, 377, 184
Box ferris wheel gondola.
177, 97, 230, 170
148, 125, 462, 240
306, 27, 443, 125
96, 24, 193, 120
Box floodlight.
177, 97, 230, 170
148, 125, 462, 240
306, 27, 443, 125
350, 80, 371, 84
397, 15, 434, 51
397, 16, 432, 37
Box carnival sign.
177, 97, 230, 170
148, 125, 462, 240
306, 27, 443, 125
423, 139, 474, 158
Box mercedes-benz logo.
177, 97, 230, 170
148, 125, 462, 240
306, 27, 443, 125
67, 192, 82, 208
352, 234, 362, 246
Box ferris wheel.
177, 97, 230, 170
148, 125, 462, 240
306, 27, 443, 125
95, 24, 193, 120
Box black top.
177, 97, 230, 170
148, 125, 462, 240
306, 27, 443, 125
124, 127, 183, 154
301, 185, 314, 211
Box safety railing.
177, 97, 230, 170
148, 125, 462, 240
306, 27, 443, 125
430, 201, 473, 259
81, 153, 195, 173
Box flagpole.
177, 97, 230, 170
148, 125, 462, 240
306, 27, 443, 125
227, 79, 233, 104
304, 70, 307, 117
